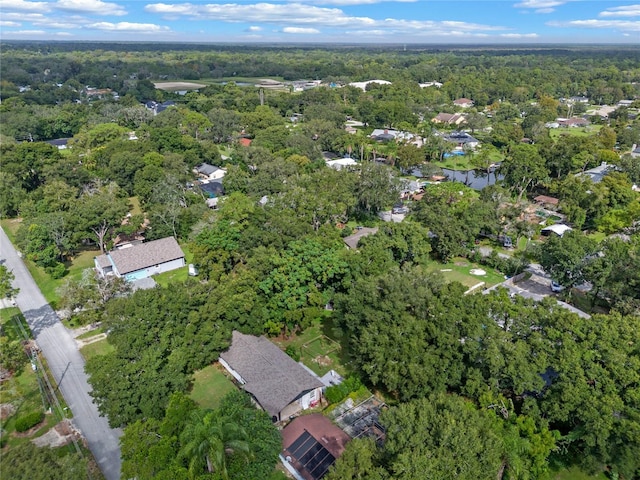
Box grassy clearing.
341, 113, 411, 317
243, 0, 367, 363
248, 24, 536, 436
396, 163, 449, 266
128, 196, 142, 216
272, 317, 351, 377
549, 125, 602, 140
189, 364, 237, 410
79, 338, 114, 361
425, 257, 505, 289
587, 231, 607, 243
154, 243, 194, 287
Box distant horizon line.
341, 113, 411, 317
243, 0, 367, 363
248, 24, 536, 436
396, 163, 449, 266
2, 39, 639, 47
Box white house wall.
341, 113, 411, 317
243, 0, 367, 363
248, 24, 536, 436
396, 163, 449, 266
218, 358, 246, 384
122, 257, 185, 281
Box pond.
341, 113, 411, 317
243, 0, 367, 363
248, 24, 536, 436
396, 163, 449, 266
441, 168, 504, 190
411, 167, 503, 190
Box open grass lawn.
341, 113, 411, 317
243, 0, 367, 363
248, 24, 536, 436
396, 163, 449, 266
587, 231, 607, 243
154, 243, 194, 287
425, 257, 505, 290
190, 364, 237, 410
79, 338, 115, 361
272, 317, 351, 377
549, 125, 602, 140
128, 196, 142, 216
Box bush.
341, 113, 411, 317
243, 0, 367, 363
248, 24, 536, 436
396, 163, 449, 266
325, 376, 363, 405
14, 411, 44, 432
285, 345, 300, 362
45, 262, 67, 279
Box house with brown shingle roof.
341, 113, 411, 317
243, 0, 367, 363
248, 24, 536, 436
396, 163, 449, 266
453, 98, 474, 108
94, 236, 185, 281
219, 331, 324, 422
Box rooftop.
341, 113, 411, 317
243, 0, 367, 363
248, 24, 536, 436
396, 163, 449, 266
106, 236, 184, 275
219, 332, 323, 418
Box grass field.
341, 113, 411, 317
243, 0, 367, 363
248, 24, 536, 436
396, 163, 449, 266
190, 364, 237, 410
79, 338, 114, 361
425, 257, 505, 289
272, 318, 350, 377
549, 125, 602, 139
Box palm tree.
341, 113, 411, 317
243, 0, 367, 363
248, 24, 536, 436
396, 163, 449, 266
179, 409, 252, 480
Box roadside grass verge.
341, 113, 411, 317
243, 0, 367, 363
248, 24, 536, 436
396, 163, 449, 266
0, 310, 65, 449
189, 364, 237, 410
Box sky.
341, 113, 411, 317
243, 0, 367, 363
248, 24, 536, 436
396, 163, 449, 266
0, 0, 639, 43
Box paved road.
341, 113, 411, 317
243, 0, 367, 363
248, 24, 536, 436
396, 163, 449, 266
1, 227, 122, 480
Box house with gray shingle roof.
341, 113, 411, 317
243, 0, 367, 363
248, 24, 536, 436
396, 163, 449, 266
219, 331, 324, 422
94, 236, 185, 281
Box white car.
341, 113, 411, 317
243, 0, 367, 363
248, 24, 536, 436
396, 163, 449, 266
550, 281, 565, 293
188, 264, 198, 276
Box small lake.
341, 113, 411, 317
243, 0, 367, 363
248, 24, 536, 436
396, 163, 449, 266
411, 167, 503, 190
441, 168, 503, 190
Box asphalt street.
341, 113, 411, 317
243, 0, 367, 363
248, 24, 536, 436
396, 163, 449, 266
1, 227, 122, 480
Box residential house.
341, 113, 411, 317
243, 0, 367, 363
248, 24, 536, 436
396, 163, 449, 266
431, 112, 466, 126
348, 79, 391, 91
419, 81, 443, 88
630, 144, 640, 158
541, 224, 572, 237
194, 163, 226, 180
219, 331, 324, 422
343, 227, 379, 249
558, 117, 590, 128
534, 195, 559, 208
453, 98, 474, 108
618, 99, 634, 107
326, 158, 357, 170
238, 138, 252, 147
370, 129, 416, 143
45, 138, 70, 150
568, 96, 589, 104
576, 162, 615, 183
197, 179, 224, 198
94, 236, 185, 281
442, 131, 480, 150
280, 414, 351, 480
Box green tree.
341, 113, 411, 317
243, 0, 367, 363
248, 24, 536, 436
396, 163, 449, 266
0, 264, 18, 299
501, 144, 548, 201
179, 409, 252, 480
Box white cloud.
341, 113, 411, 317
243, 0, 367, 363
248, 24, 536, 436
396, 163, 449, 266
282, 26, 319, 33
599, 5, 640, 18
514, 0, 566, 8
9, 29, 47, 35
0, 21, 22, 27
535, 8, 554, 13
55, 31, 74, 35
548, 19, 640, 31
87, 21, 171, 32
0, 0, 50, 13
312, 0, 416, 4
500, 32, 539, 38
1, 11, 90, 29
145, 2, 505, 33
55, 0, 127, 16
247, 25, 262, 31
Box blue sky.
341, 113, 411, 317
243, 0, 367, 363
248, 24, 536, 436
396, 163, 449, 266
0, 0, 639, 43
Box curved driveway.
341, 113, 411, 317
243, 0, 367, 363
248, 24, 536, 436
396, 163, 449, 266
1, 227, 122, 480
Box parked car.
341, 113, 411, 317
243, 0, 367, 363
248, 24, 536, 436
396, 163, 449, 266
550, 281, 565, 293
188, 264, 199, 276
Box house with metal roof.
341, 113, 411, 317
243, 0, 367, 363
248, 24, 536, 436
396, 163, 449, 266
94, 236, 185, 281
219, 331, 324, 422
